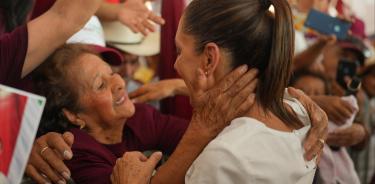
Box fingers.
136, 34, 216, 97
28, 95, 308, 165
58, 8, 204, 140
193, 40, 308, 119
128, 21, 141, 34
29, 146, 65, 184
148, 12, 165, 25
224, 69, 258, 97
304, 132, 325, 161
287, 87, 307, 103
146, 151, 162, 170
214, 65, 249, 93
62, 132, 74, 148
26, 164, 51, 184
45, 132, 73, 160
40, 146, 71, 180
229, 93, 256, 119
288, 88, 328, 158
226, 77, 258, 117
304, 123, 327, 161
134, 20, 149, 36
142, 20, 156, 33
129, 86, 148, 99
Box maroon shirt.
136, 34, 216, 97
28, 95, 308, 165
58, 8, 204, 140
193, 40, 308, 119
65, 103, 189, 184
0, 25, 28, 88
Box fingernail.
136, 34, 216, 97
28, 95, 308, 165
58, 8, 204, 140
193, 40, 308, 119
240, 65, 248, 73
58, 180, 66, 184
63, 150, 73, 159
62, 171, 70, 180
155, 151, 163, 157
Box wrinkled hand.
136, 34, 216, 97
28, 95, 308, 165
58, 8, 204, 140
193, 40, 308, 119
117, 0, 165, 36
288, 88, 328, 162
111, 151, 162, 184
26, 132, 74, 184
312, 95, 356, 125
327, 124, 367, 147
187, 65, 258, 137
129, 79, 187, 103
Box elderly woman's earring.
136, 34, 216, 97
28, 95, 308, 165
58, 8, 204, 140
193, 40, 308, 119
205, 71, 209, 76
77, 119, 86, 129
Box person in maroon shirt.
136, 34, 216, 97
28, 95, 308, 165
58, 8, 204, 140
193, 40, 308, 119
0, 0, 165, 92
0, 0, 104, 90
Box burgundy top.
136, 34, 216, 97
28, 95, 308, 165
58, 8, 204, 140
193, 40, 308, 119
65, 103, 189, 184
0, 25, 28, 88
158, 0, 193, 120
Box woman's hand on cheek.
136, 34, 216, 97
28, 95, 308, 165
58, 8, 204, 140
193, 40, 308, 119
189, 65, 258, 137
287, 87, 328, 163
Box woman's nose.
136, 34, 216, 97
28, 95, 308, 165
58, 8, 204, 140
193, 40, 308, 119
111, 74, 126, 92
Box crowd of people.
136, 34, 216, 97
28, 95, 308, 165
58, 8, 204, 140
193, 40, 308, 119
0, 0, 374, 183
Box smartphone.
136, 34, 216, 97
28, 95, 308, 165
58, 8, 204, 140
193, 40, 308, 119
304, 9, 352, 40
336, 59, 358, 89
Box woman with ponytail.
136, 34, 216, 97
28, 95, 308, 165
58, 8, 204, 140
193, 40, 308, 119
171, 0, 328, 183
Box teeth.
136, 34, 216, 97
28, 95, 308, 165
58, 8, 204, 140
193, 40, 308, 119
116, 96, 125, 105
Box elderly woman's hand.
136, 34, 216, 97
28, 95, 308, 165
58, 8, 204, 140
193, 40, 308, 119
110, 151, 162, 184
25, 132, 74, 184
117, 0, 165, 36
288, 88, 328, 162
188, 65, 258, 137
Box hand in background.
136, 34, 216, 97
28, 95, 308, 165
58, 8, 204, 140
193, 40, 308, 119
129, 79, 188, 103
117, 0, 165, 36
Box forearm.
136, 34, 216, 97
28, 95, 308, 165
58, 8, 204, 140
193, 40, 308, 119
96, 2, 121, 21
23, 0, 102, 77
293, 40, 326, 70
351, 122, 370, 150
151, 122, 214, 184
173, 79, 190, 96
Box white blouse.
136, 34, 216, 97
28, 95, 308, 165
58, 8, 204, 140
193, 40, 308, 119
185, 92, 317, 184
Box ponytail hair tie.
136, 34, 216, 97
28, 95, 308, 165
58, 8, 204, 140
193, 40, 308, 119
259, 0, 271, 10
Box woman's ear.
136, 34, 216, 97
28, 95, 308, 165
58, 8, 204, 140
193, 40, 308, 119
203, 43, 221, 76
63, 108, 78, 125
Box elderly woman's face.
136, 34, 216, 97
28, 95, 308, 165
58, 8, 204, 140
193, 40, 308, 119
69, 53, 135, 126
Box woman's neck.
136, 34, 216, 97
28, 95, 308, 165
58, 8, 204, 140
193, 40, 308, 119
244, 102, 298, 132
86, 119, 126, 145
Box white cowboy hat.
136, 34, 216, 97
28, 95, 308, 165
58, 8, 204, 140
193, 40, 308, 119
102, 21, 160, 56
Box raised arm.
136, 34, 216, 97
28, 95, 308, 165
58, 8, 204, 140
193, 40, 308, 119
22, 0, 102, 78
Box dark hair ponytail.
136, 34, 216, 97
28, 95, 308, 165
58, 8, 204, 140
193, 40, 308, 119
184, 0, 301, 128
261, 0, 300, 126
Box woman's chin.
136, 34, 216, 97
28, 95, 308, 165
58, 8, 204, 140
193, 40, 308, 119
117, 99, 136, 118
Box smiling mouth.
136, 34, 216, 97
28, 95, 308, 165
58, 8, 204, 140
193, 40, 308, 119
115, 96, 125, 105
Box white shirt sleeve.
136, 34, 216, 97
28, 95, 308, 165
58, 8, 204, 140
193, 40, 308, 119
185, 141, 252, 184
